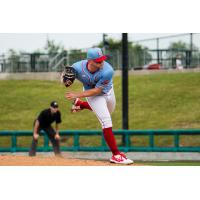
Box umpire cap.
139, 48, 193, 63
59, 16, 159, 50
50, 101, 58, 108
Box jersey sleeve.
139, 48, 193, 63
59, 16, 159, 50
71, 63, 79, 76
37, 110, 45, 124
95, 69, 114, 90
56, 111, 61, 124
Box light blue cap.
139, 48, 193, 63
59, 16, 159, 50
87, 48, 107, 62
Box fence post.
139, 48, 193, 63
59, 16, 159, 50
190, 33, 193, 67
157, 38, 160, 64
74, 133, 79, 151
122, 33, 129, 145
174, 132, 179, 151
30, 53, 36, 72
124, 133, 130, 152
11, 134, 17, 152
149, 131, 154, 150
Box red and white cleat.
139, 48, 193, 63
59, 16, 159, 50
110, 152, 134, 164
71, 98, 83, 113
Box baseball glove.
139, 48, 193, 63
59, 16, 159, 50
61, 66, 77, 87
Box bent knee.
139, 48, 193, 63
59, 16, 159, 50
100, 117, 113, 129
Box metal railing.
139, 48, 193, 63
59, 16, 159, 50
48, 51, 67, 71
0, 130, 200, 152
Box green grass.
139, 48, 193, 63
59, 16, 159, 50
136, 161, 200, 166
0, 78, 123, 130
1, 72, 200, 147
132, 72, 200, 129
131, 72, 200, 147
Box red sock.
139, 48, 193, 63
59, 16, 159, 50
80, 101, 92, 110
103, 127, 120, 155
75, 99, 92, 110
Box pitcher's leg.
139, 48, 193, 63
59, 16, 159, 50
86, 95, 120, 155
105, 88, 116, 114
102, 127, 120, 155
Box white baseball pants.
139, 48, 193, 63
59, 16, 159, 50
86, 87, 116, 128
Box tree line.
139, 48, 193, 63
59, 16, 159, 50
1, 37, 200, 72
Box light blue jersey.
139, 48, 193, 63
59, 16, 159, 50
72, 60, 114, 94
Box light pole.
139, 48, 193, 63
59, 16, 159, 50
122, 33, 129, 129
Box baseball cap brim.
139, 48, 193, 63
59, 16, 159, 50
93, 55, 107, 62
52, 105, 58, 108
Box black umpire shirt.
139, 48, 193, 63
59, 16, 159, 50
36, 108, 61, 128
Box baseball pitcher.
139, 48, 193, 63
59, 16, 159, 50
61, 48, 133, 164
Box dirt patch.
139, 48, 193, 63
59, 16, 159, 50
0, 155, 141, 166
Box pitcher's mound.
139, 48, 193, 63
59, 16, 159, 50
0, 154, 141, 166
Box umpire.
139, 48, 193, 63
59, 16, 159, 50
29, 101, 62, 157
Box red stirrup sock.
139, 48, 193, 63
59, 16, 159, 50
75, 99, 92, 110
103, 127, 120, 155
80, 102, 92, 110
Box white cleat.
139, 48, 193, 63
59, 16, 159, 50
71, 98, 82, 113
110, 152, 134, 165
71, 105, 82, 113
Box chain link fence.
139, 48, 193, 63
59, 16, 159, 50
1, 33, 200, 72
133, 33, 200, 69
0, 50, 123, 72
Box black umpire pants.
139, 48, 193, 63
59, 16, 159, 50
29, 126, 61, 156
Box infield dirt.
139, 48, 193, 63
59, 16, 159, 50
0, 155, 141, 166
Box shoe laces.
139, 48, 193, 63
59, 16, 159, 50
113, 154, 127, 162
119, 152, 127, 159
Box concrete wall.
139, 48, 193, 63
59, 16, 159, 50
1, 69, 200, 81
0, 71, 124, 81
0, 72, 61, 81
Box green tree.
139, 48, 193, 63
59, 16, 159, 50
168, 40, 188, 50
96, 37, 152, 69
45, 39, 64, 55
131, 43, 152, 68
68, 49, 86, 65
96, 38, 122, 50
